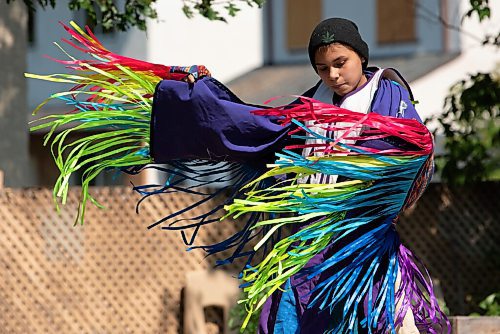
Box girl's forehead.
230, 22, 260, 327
315, 43, 357, 61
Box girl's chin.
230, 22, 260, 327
330, 85, 352, 96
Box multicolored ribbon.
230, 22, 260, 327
221, 101, 449, 333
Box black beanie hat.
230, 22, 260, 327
308, 18, 369, 71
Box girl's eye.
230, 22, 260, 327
317, 66, 328, 72
334, 61, 346, 68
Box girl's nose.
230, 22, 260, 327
329, 67, 340, 80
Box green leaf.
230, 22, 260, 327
225, 3, 241, 17
182, 4, 194, 18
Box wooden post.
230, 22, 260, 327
451, 316, 500, 334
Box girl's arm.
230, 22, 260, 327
150, 77, 293, 164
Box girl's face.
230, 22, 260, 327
314, 43, 367, 96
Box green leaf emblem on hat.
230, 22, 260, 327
321, 31, 335, 44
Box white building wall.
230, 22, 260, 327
147, 1, 264, 83
411, 0, 500, 123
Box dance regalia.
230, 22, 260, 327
28, 22, 450, 333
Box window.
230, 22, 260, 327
377, 0, 416, 44
286, 0, 322, 51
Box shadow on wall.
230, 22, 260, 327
0, 2, 34, 187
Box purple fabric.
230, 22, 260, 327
258, 73, 424, 334
150, 77, 291, 163
372, 77, 420, 120
148, 71, 436, 333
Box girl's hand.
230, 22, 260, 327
184, 74, 196, 83
169, 65, 211, 83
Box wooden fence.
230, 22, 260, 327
0, 181, 498, 333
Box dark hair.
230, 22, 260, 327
308, 18, 369, 71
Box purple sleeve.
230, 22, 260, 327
371, 78, 422, 122
359, 78, 423, 151
150, 77, 291, 163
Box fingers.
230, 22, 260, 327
182, 74, 195, 83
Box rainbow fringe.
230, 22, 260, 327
27, 22, 179, 224
222, 101, 449, 333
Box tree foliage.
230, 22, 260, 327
427, 0, 500, 185
7, 0, 266, 31
428, 71, 500, 185
182, 0, 265, 22
463, 0, 491, 21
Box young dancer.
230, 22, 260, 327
28, 18, 449, 333
257, 18, 425, 334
